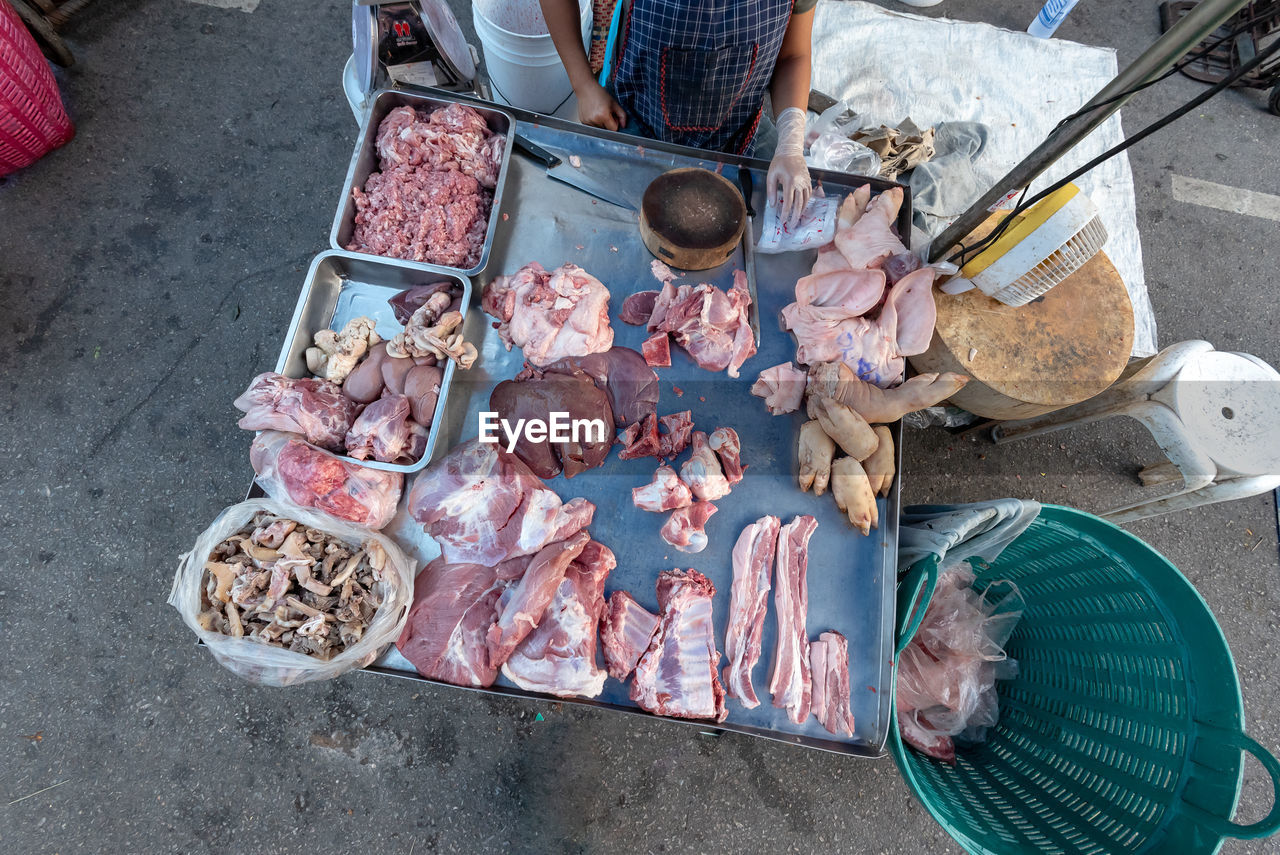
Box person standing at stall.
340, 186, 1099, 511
538, 0, 816, 226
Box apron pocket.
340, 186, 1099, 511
659, 44, 759, 132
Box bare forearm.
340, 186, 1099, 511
538, 0, 594, 89
769, 53, 811, 119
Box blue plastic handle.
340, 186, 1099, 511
1186, 726, 1280, 840
895, 555, 940, 657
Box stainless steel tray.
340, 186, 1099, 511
274, 250, 471, 474
330, 89, 515, 278
353, 116, 909, 757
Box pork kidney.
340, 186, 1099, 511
404, 364, 444, 425
381, 355, 415, 395
343, 342, 389, 403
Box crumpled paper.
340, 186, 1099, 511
851, 119, 936, 180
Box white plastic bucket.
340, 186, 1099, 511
473, 0, 590, 116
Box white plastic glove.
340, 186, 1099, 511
767, 107, 812, 229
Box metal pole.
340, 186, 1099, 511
929, 0, 1251, 261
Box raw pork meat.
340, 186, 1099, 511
632, 464, 693, 512
538, 347, 659, 429
408, 440, 595, 565
344, 394, 427, 464
659, 501, 718, 554
643, 264, 755, 378
250, 431, 403, 530
641, 331, 671, 368
488, 369, 613, 479
750, 362, 807, 415
620, 291, 658, 326
388, 281, 463, 325
600, 591, 660, 681
722, 516, 780, 708
234, 372, 360, 452
833, 186, 908, 270
503, 540, 616, 698
809, 631, 856, 737
348, 104, 505, 269
680, 431, 731, 501
707, 427, 745, 485
616, 410, 694, 461
487, 532, 590, 669
769, 515, 818, 724
631, 569, 728, 722
793, 268, 886, 317
482, 262, 614, 367
397, 558, 507, 687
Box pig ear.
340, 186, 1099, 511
892, 269, 939, 358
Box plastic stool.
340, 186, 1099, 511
991, 340, 1280, 523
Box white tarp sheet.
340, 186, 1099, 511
811, 2, 1156, 356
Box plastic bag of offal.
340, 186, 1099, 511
757, 186, 839, 254
895, 561, 1024, 763
168, 499, 416, 686
250, 430, 403, 530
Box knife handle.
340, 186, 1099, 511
513, 133, 561, 169
737, 166, 756, 218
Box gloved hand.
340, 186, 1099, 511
767, 107, 812, 229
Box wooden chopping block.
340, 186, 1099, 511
909, 249, 1135, 420
640, 167, 745, 271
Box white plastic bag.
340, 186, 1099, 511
757, 192, 839, 254
169, 499, 416, 686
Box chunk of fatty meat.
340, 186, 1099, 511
809, 631, 856, 737
489, 371, 613, 479
250, 431, 403, 530
630, 569, 728, 722
644, 266, 754, 377
486, 532, 590, 671
481, 262, 614, 367
408, 440, 595, 565
396, 558, 508, 687
722, 516, 781, 708
600, 591, 660, 681
616, 411, 693, 461
234, 372, 360, 452
632, 464, 694, 512
750, 362, 807, 415
502, 540, 616, 698
659, 501, 718, 554
769, 515, 818, 724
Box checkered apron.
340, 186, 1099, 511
612, 0, 794, 155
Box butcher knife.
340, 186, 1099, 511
512, 134, 635, 210
737, 166, 762, 346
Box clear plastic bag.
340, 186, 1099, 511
896, 561, 1025, 762
168, 499, 416, 686
250, 431, 403, 530
805, 100, 862, 146
757, 190, 839, 254
808, 133, 881, 176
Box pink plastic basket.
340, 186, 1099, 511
0, 0, 74, 176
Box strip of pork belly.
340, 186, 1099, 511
502, 541, 616, 698
809, 631, 856, 737
768, 515, 818, 724
630, 569, 727, 722
632, 464, 694, 512
485, 531, 590, 670
722, 516, 781, 709
600, 591, 659, 681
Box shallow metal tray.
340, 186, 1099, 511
330, 89, 515, 278
274, 250, 471, 474
348, 114, 910, 757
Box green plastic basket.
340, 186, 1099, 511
891, 505, 1280, 854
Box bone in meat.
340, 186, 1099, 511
750, 362, 807, 415
809, 631, 856, 737
769, 515, 818, 724
722, 516, 781, 709
806, 362, 968, 423
659, 501, 718, 554
502, 540, 615, 698
600, 591, 660, 681
630, 569, 728, 722
707, 427, 746, 485
680, 431, 731, 501
632, 464, 694, 513
643, 265, 754, 378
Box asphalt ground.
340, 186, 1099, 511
1, 1, 1277, 852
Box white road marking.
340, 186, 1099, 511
184, 0, 260, 11
1171, 175, 1280, 222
